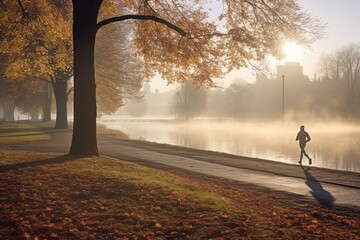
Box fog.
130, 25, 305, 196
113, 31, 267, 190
101, 52, 360, 173
99, 118, 360, 173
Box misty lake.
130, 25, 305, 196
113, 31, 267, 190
98, 118, 360, 173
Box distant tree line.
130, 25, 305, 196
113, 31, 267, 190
169, 43, 360, 121
318, 43, 360, 117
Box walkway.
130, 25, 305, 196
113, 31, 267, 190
9, 127, 360, 208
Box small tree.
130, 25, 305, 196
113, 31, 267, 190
169, 81, 208, 120
223, 81, 252, 119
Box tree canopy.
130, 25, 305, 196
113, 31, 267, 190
121, 0, 325, 87
0, 0, 145, 124
0, 0, 72, 80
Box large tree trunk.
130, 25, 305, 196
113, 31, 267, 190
43, 83, 52, 122
69, 0, 102, 156
53, 77, 68, 129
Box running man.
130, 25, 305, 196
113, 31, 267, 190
296, 125, 312, 165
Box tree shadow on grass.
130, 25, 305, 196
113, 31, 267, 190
0, 155, 77, 173
0, 132, 49, 138
301, 165, 335, 207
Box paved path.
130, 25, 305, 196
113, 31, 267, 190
8, 127, 360, 209
99, 138, 360, 208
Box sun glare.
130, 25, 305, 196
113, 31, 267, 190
282, 41, 302, 60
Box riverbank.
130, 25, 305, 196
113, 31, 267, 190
3, 121, 360, 196
98, 118, 360, 172
4, 121, 360, 189
111, 138, 360, 190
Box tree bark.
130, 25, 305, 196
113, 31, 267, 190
53, 77, 68, 129
69, 0, 102, 156
42, 83, 52, 122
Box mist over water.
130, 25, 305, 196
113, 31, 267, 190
99, 118, 360, 173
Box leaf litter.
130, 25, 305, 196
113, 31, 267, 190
0, 150, 359, 239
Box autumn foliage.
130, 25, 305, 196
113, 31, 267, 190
0, 150, 358, 239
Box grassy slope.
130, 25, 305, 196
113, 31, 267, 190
0, 123, 359, 239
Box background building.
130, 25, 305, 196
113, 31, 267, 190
277, 62, 304, 81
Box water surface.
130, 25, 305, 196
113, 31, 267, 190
99, 118, 360, 173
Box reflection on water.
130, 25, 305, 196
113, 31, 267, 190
98, 118, 360, 173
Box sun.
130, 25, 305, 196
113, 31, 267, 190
282, 41, 302, 60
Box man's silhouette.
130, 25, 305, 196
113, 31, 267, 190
296, 125, 312, 165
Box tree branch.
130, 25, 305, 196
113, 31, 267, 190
67, 87, 74, 97
17, 0, 31, 22
33, 76, 52, 84
96, 14, 187, 36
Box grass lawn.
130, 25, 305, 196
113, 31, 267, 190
0, 122, 359, 239
0, 122, 50, 144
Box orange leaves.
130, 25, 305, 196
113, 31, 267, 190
131, 2, 226, 87
22, 232, 31, 239
128, 0, 325, 88
152, 206, 161, 211
50, 232, 58, 238
44, 207, 52, 212
311, 219, 318, 224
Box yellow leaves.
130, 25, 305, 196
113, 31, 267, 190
5, 55, 53, 80
35, 46, 48, 58
0, 0, 72, 82
5, 60, 32, 79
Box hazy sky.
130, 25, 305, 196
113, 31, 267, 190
150, 0, 360, 91
291, 0, 360, 78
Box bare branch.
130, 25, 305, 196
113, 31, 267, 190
67, 86, 74, 97
259, 0, 286, 23
96, 14, 187, 36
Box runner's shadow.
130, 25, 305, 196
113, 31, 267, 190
301, 165, 335, 207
